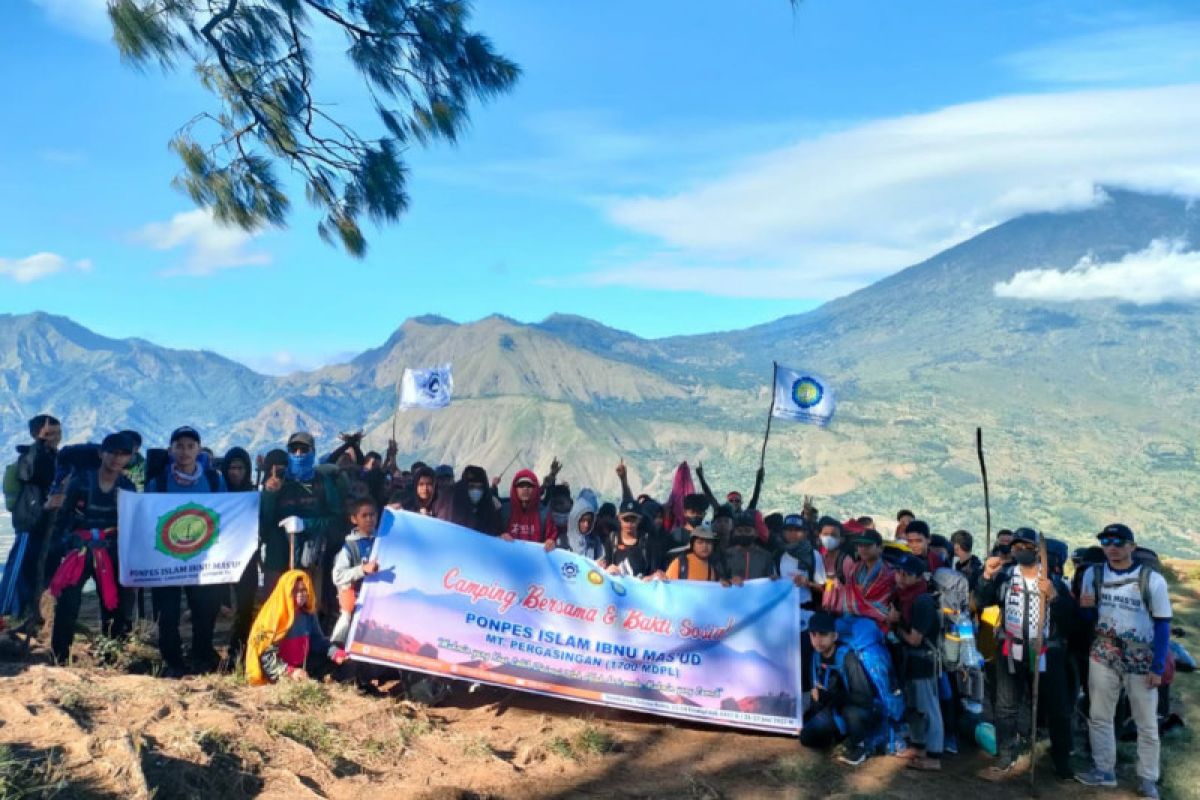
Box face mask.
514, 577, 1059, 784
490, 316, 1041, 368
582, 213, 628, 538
821, 536, 840, 551
685, 515, 705, 528
468, 488, 484, 505
996, 544, 1012, 556
287, 451, 316, 481
553, 512, 570, 528
1013, 549, 1037, 567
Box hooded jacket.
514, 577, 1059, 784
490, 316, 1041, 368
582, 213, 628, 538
500, 469, 547, 542
222, 447, 255, 492
556, 489, 604, 562
438, 465, 500, 535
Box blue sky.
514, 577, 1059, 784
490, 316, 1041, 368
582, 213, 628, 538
3, 0, 1200, 373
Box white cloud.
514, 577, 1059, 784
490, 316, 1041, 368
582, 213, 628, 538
231, 349, 358, 376
1003, 23, 1200, 86
132, 209, 271, 277
29, 0, 111, 41
586, 84, 1200, 299
994, 239, 1200, 304
0, 253, 91, 283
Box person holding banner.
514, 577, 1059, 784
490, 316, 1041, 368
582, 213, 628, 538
554, 489, 605, 564
437, 465, 500, 535
330, 497, 381, 647
146, 426, 229, 676
48, 432, 136, 663
662, 524, 729, 584
606, 499, 653, 577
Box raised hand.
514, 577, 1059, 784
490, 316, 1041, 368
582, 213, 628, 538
616, 459, 627, 480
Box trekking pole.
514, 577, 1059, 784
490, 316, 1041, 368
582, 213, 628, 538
976, 428, 992, 553
287, 530, 296, 572
1028, 535, 1050, 796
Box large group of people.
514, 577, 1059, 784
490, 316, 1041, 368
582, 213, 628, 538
1, 414, 1180, 797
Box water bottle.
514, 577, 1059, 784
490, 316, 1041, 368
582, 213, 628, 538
957, 617, 983, 669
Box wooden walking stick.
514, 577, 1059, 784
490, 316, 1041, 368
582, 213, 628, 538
1028, 534, 1050, 796
976, 428, 992, 553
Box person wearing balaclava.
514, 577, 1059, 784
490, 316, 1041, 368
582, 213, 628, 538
438, 465, 500, 535
723, 511, 777, 583
261, 431, 344, 607
975, 527, 1076, 782
554, 488, 605, 564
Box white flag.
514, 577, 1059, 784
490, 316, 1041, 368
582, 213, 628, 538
772, 364, 835, 427
399, 363, 453, 409
118, 491, 261, 587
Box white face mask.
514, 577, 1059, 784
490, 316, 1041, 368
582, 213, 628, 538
821, 535, 840, 551
468, 488, 484, 505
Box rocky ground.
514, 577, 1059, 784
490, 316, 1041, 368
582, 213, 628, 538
1, 563, 1198, 799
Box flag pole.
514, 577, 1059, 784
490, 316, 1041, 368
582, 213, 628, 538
976, 427, 992, 553
391, 367, 405, 444
758, 362, 778, 471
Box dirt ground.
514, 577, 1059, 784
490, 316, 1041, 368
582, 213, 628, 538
1, 566, 1197, 799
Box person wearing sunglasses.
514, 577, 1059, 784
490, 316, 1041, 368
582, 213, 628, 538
1075, 524, 1171, 799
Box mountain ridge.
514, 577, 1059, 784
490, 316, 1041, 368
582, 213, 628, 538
3, 188, 1198, 554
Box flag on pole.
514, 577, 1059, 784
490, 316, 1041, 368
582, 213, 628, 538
399, 364, 453, 409
772, 364, 835, 427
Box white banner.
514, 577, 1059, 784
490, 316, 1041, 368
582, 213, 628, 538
772, 364, 836, 427
399, 363, 453, 409
117, 491, 260, 587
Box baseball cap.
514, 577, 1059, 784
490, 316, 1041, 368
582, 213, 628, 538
895, 554, 927, 575
515, 475, 536, 488
783, 514, 805, 529
1098, 523, 1135, 543
618, 499, 642, 520
169, 426, 201, 445
853, 529, 883, 546
809, 612, 837, 634
287, 431, 315, 450
435, 464, 455, 479
101, 432, 135, 454
1012, 527, 1039, 545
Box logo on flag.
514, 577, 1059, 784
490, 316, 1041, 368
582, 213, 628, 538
155, 503, 221, 560
400, 364, 453, 409
773, 364, 835, 426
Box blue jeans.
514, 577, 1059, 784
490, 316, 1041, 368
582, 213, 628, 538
905, 677, 944, 755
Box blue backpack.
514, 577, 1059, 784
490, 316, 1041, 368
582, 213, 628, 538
812, 615, 905, 753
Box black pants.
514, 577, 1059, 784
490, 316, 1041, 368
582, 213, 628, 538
51, 551, 132, 662
229, 553, 260, 658
995, 644, 1072, 775
800, 704, 879, 749
152, 584, 226, 669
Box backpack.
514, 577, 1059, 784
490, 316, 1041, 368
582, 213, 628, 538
832, 616, 905, 720
1089, 546, 1163, 614
6, 447, 44, 531
3, 455, 24, 513
819, 616, 905, 753
929, 567, 971, 667
147, 470, 221, 494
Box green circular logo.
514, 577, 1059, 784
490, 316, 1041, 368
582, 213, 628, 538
156, 503, 221, 561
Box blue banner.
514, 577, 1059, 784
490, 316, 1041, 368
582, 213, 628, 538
346, 510, 802, 733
